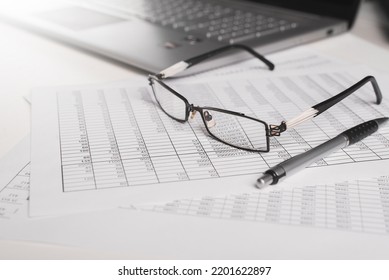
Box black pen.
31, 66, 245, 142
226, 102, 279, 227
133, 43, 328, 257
256, 117, 389, 188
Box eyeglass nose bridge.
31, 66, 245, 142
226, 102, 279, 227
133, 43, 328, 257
189, 105, 201, 119
203, 110, 216, 128
189, 105, 217, 128
190, 110, 197, 119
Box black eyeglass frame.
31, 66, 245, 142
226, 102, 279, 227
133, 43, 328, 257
149, 75, 271, 152
154, 44, 275, 80
148, 44, 383, 153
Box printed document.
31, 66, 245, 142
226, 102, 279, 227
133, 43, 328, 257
0, 136, 30, 220
30, 68, 389, 216
1, 141, 389, 258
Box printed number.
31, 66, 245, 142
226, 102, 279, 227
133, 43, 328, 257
211, 266, 271, 276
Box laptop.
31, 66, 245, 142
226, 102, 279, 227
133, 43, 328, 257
1, 0, 361, 73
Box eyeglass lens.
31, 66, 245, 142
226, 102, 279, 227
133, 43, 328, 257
151, 79, 268, 152
201, 109, 268, 151
151, 79, 187, 121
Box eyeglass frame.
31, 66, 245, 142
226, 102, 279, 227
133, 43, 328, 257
148, 44, 383, 152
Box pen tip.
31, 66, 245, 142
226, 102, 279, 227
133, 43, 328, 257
255, 173, 273, 189
255, 179, 266, 189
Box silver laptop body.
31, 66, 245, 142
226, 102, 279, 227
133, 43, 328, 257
0, 0, 361, 73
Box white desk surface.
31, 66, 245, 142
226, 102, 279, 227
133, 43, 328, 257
1, 1, 389, 259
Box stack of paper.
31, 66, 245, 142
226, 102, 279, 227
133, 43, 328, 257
1, 47, 389, 259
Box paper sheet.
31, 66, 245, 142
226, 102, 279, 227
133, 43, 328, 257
4, 160, 389, 235
143, 176, 389, 235
22, 46, 345, 105
1, 138, 389, 259
3, 204, 389, 259
0, 136, 30, 220
1, 168, 389, 259
0, 163, 29, 220
30, 67, 389, 216
187, 46, 347, 79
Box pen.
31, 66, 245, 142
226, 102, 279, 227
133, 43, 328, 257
256, 117, 389, 188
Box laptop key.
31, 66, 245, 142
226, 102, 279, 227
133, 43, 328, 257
228, 33, 256, 43
84, 0, 300, 44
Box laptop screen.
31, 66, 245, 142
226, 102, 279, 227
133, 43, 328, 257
252, 0, 361, 27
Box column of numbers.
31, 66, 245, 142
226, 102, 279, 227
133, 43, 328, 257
58, 91, 95, 191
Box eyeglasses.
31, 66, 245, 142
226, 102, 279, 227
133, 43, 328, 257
148, 44, 383, 152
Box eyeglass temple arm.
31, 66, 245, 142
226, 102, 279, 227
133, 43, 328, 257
269, 76, 383, 136
157, 44, 275, 79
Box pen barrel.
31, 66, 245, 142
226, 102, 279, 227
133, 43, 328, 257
259, 134, 346, 186
259, 118, 388, 187
274, 118, 386, 181
343, 119, 379, 145
278, 135, 347, 178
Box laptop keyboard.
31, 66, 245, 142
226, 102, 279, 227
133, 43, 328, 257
83, 0, 298, 44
